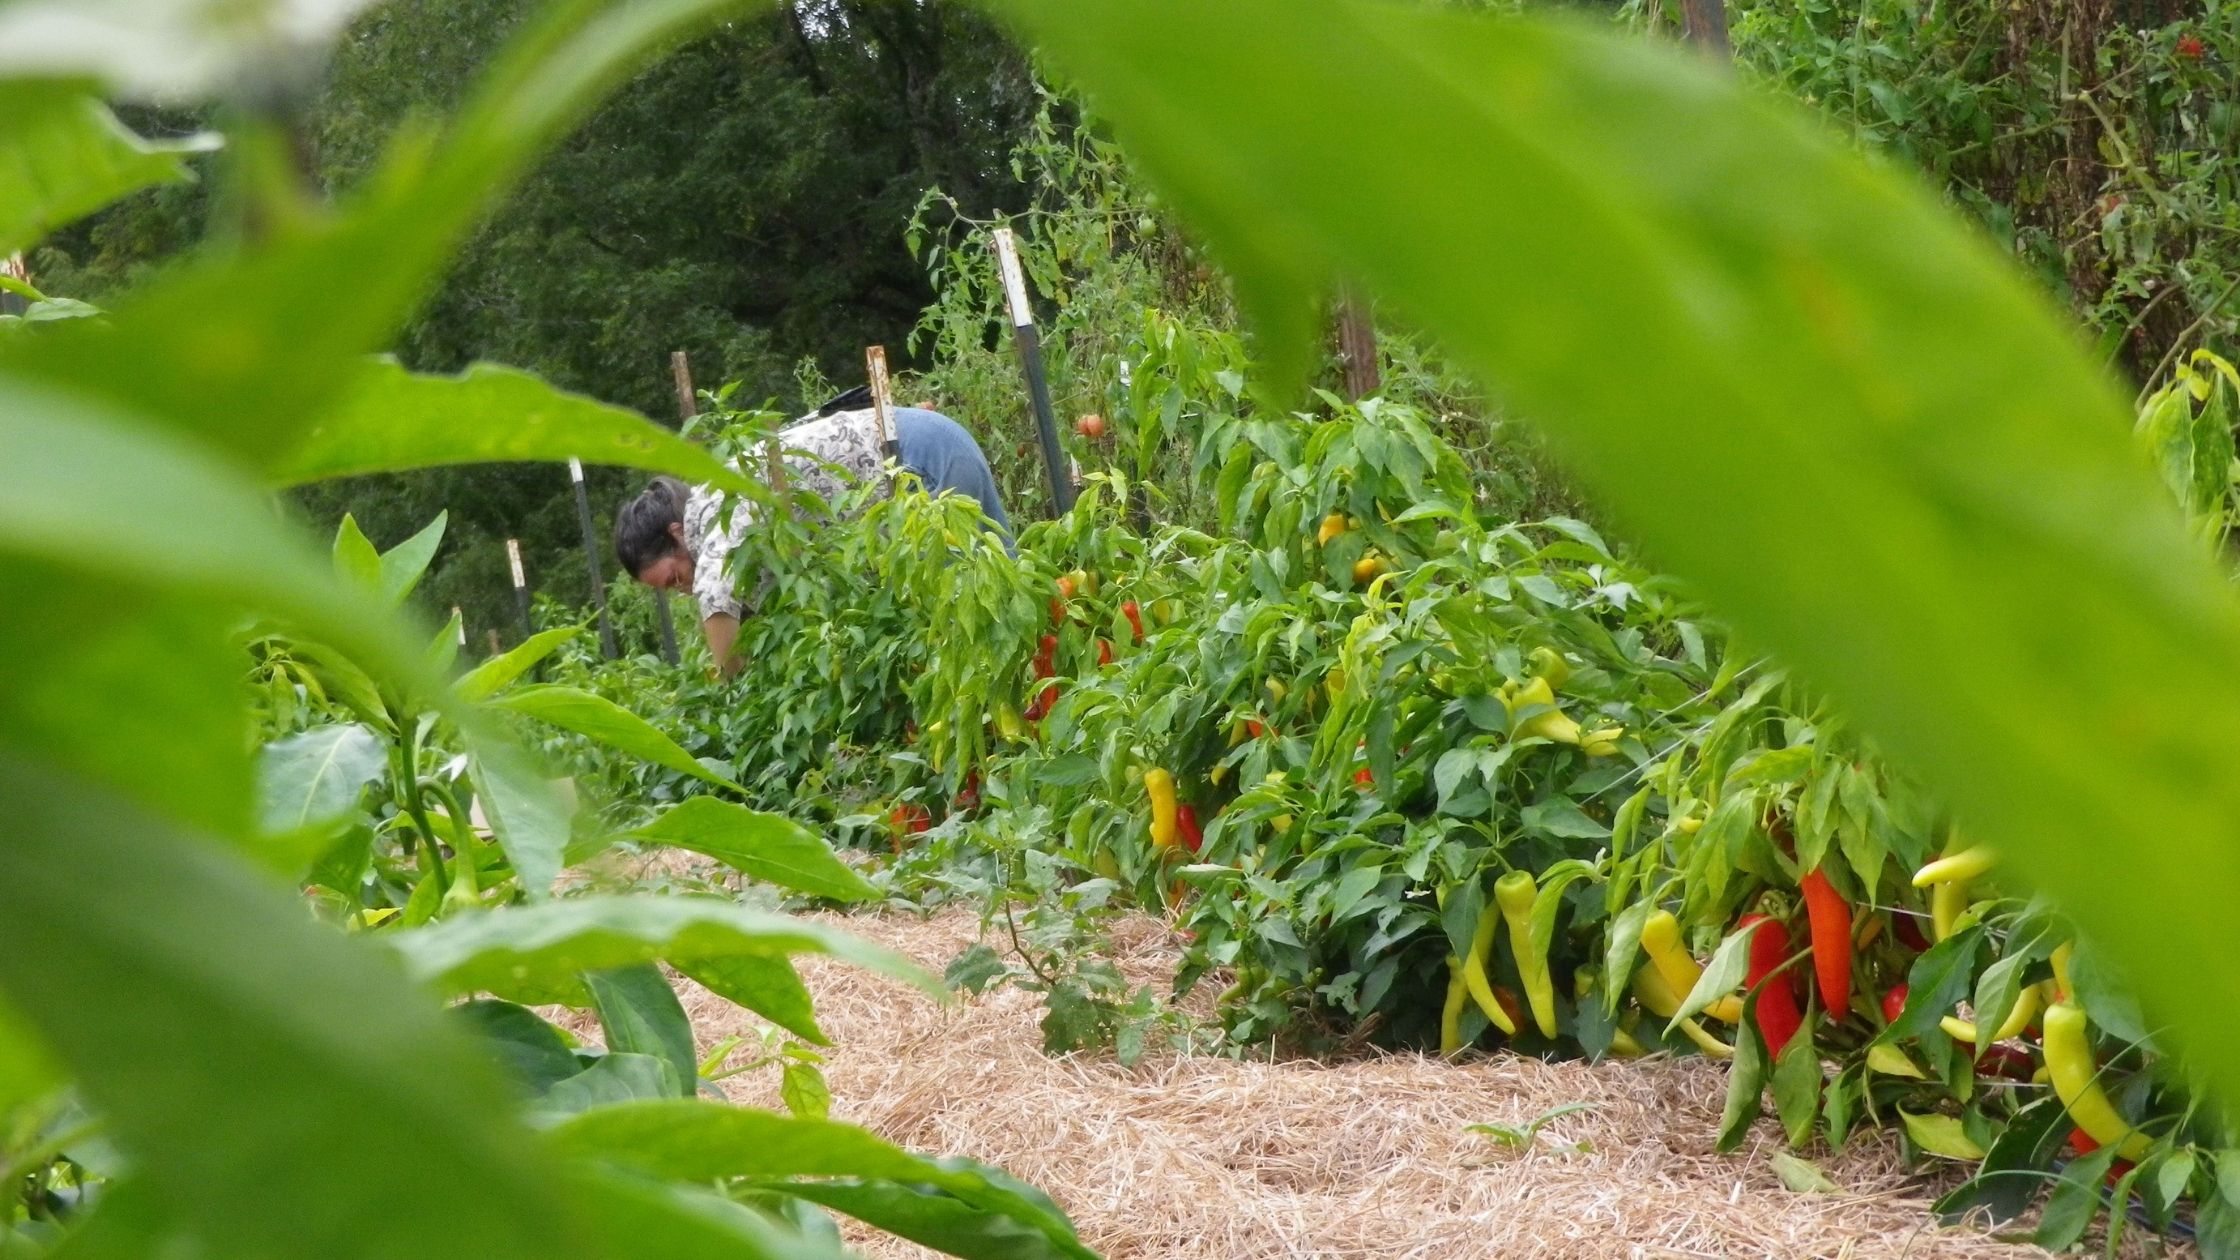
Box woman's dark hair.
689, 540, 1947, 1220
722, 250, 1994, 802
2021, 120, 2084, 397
614, 476, 691, 577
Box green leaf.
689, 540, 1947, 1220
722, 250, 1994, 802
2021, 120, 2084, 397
573, 1174, 848, 1260
634, 797, 877, 902
0, 378, 433, 688
780, 1060, 831, 1121
1769, 1152, 1841, 1194
0, 753, 586, 1260
0, 83, 218, 254
676, 954, 827, 1047
1889, 927, 1984, 1042
468, 742, 573, 898
494, 685, 741, 792
254, 723, 386, 833
449, 999, 584, 1098
584, 963, 698, 1099
272, 359, 756, 491
1601, 899, 1650, 1019
0, 991, 62, 1115
3, 0, 767, 474
543, 1053, 682, 1117
377, 512, 449, 607
767, 1179, 1080, 1260
0, 577, 252, 835
2034, 1141, 2119, 1249
1771, 1016, 1822, 1147
391, 895, 938, 1007
333, 514, 383, 593
1932, 1095, 2068, 1226
1671, 923, 1752, 1032
982, 0, 2240, 1112
944, 943, 1011, 996
456, 626, 582, 702
1716, 1019, 1766, 1152
1900, 1110, 1987, 1161
549, 1102, 1096, 1260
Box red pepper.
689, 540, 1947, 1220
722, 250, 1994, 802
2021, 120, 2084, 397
1121, 600, 1145, 643
1798, 868, 1854, 1019
1032, 634, 1058, 679
1354, 766, 1373, 791
2066, 1129, 2138, 1183
1881, 983, 1909, 1026
1739, 914, 1804, 1056
1894, 915, 1932, 952
1177, 803, 1203, 853
1097, 639, 1114, 667
1245, 719, 1266, 739
1976, 1043, 2036, 1081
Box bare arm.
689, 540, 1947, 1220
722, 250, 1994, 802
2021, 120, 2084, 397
701, 613, 744, 680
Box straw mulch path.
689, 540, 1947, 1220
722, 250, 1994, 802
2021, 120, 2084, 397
555, 890, 2173, 1259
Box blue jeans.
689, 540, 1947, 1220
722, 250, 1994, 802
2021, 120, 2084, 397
893, 407, 1014, 545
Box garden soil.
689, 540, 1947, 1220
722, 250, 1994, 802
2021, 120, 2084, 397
553, 858, 2182, 1260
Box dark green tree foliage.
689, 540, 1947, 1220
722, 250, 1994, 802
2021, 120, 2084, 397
30, 0, 1038, 639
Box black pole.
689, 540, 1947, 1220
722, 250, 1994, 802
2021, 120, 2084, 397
654, 594, 679, 664
568, 458, 618, 658
654, 352, 694, 667
993, 228, 1075, 517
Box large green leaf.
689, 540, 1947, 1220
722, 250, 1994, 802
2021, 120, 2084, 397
0, 566, 253, 834
390, 895, 938, 1006
550, 1102, 1097, 1260
494, 685, 742, 792
271, 358, 756, 492
0, 990, 61, 1115
450, 999, 585, 1098
0, 0, 766, 471
675, 954, 827, 1047
985, 0, 2240, 1101
0, 381, 437, 836
254, 722, 386, 833
0, 82, 217, 254
771, 1180, 1086, 1260
634, 797, 878, 902
457, 625, 582, 702
467, 740, 574, 898
0, 753, 585, 1260
584, 963, 699, 1098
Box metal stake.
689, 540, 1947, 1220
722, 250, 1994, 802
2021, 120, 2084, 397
992, 227, 1075, 516
567, 457, 617, 658
505, 538, 533, 644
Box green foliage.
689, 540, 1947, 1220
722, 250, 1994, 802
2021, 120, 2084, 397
1727, 0, 2240, 379
984, 0, 2240, 1131
0, 84, 217, 256
0, 3, 1101, 1257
